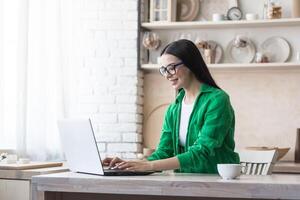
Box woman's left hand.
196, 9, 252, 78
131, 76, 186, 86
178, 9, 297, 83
115, 161, 153, 171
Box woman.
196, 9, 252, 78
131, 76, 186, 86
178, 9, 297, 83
103, 39, 239, 173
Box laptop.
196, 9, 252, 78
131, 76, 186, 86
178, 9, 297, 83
57, 118, 155, 176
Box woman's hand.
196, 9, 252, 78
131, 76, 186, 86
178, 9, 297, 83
102, 157, 125, 169
116, 160, 154, 172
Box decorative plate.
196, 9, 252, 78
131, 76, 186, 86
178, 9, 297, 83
226, 38, 256, 63
177, 0, 200, 21
199, 0, 238, 21
260, 37, 291, 63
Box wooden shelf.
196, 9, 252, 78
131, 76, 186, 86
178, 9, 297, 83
141, 63, 300, 71
141, 18, 300, 30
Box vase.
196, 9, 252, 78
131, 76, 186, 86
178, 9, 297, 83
292, 0, 300, 18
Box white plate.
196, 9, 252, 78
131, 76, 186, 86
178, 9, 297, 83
226, 38, 256, 63
177, 0, 200, 21
199, 0, 238, 21
261, 37, 290, 62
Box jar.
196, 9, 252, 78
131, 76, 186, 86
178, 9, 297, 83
267, 0, 282, 19
255, 53, 263, 63
261, 54, 269, 63
255, 52, 269, 63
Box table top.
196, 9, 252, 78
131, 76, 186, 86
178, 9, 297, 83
32, 171, 300, 199
1, 161, 299, 181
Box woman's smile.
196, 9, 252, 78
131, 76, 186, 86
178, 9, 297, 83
168, 77, 179, 86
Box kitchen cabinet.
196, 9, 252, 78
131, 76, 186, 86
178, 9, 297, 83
0, 179, 30, 200
0, 165, 68, 200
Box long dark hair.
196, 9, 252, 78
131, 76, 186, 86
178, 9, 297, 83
160, 39, 220, 89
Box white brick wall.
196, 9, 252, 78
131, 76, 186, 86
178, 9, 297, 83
75, 0, 142, 158
118, 114, 143, 123
122, 133, 142, 143
107, 143, 142, 152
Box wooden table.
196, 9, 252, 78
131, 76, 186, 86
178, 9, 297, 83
32, 171, 300, 200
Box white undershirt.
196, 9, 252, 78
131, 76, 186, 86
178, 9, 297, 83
179, 97, 194, 146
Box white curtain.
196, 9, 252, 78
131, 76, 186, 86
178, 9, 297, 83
0, 0, 75, 161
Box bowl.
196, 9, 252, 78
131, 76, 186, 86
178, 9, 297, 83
245, 146, 290, 161
217, 164, 242, 180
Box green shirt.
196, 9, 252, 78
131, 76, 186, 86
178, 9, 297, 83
147, 83, 240, 173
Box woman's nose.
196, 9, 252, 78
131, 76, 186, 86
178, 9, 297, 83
166, 73, 172, 79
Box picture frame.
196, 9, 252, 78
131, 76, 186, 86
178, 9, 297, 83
149, 0, 177, 22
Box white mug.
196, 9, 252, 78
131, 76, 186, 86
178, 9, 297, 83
212, 13, 225, 22
217, 164, 246, 180
246, 13, 258, 20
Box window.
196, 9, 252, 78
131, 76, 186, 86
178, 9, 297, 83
0, 0, 75, 160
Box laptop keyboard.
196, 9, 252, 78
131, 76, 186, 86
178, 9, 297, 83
104, 168, 127, 172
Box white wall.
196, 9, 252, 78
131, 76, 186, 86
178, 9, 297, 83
212, 69, 300, 161
71, 0, 142, 158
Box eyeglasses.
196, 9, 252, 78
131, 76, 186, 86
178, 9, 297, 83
159, 62, 183, 76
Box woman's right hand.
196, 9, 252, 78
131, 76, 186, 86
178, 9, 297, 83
102, 157, 125, 169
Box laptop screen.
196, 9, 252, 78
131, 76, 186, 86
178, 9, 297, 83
57, 119, 104, 175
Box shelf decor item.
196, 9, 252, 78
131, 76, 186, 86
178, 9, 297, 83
260, 36, 290, 63
226, 35, 256, 63
254, 52, 269, 63
150, 0, 177, 22
142, 32, 161, 50
212, 13, 225, 22
292, 0, 300, 18
245, 13, 258, 21
177, 0, 200, 21
267, 0, 282, 19
195, 40, 223, 64
227, 7, 243, 20
297, 51, 300, 62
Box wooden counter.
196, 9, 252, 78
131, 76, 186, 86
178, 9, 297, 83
32, 171, 300, 200
0, 166, 68, 180
274, 161, 300, 173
